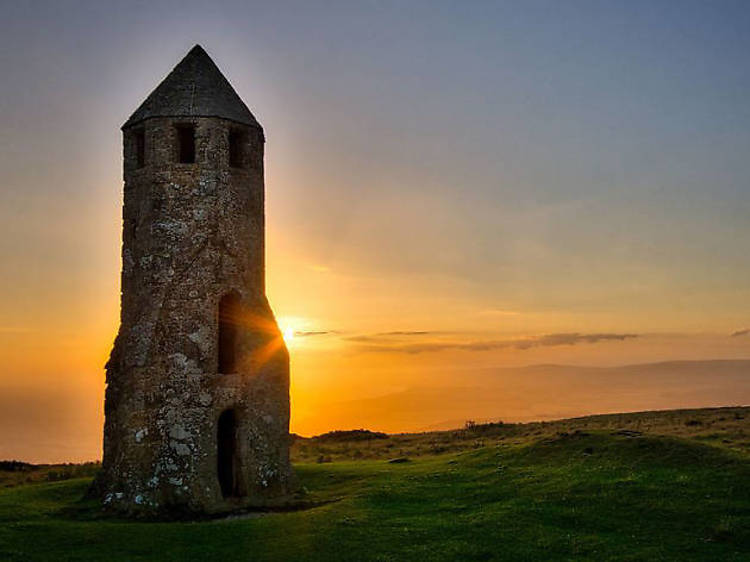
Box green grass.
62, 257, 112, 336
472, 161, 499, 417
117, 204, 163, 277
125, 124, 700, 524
1, 430, 749, 561
292, 406, 750, 462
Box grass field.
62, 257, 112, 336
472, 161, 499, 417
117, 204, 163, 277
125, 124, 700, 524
1, 407, 749, 561
292, 405, 750, 462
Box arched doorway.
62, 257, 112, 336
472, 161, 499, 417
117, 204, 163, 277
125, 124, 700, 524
217, 409, 245, 498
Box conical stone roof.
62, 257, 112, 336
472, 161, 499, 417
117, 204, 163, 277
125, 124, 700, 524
122, 45, 261, 130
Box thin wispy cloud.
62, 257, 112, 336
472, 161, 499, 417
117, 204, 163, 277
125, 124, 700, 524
731, 329, 750, 337
350, 332, 639, 354
513, 333, 638, 349
294, 330, 334, 337
0, 327, 34, 335
478, 309, 522, 316
376, 331, 433, 336
345, 331, 436, 343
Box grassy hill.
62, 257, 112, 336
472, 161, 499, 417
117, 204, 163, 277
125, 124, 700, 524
1, 407, 749, 561
292, 405, 750, 462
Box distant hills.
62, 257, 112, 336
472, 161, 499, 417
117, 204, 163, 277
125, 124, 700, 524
297, 359, 750, 434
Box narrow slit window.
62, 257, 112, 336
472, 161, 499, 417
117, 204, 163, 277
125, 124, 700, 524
134, 129, 145, 168
176, 125, 196, 163
218, 292, 241, 374
229, 130, 245, 168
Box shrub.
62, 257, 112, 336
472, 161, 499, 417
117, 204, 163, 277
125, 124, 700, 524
316, 429, 389, 442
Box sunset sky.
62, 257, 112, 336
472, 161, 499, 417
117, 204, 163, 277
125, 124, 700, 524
1, 1, 749, 462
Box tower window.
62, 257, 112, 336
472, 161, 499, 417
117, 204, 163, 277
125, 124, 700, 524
134, 129, 145, 168
229, 130, 246, 168
218, 292, 241, 374
176, 124, 196, 163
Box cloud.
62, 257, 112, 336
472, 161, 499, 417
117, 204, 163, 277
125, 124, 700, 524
351, 332, 639, 354
345, 331, 436, 343
294, 330, 333, 337
344, 335, 378, 343
477, 309, 522, 316
0, 327, 34, 335
513, 332, 638, 350
376, 331, 433, 336
731, 329, 750, 337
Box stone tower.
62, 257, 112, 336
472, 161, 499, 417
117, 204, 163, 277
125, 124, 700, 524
98, 45, 294, 516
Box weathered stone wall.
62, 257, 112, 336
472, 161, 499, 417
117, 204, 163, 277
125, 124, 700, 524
98, 116, 294, 516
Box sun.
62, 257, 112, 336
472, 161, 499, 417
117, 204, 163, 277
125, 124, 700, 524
279, 316, 309, 346
283, 326, 295, 344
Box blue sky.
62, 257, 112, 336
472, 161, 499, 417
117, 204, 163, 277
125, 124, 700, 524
1, 1, 749, 459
